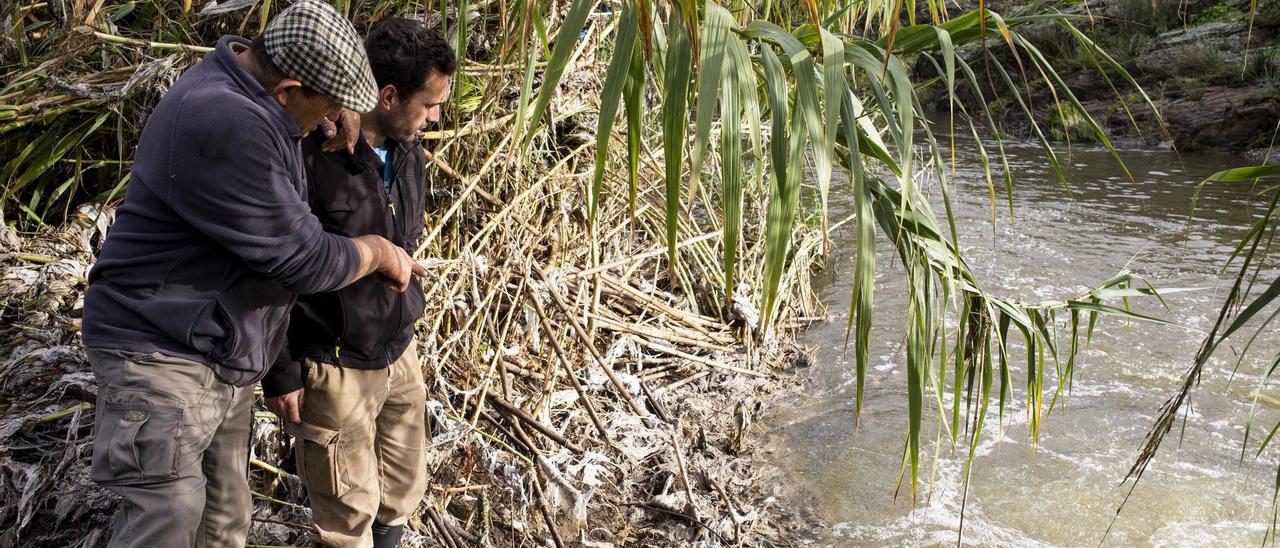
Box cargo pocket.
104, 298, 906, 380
91, 394, 183, 485
289, 421, 348, 499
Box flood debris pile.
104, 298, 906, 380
0, 205, 114, 548
0, 2, 824, 546
0, 186, 819, 546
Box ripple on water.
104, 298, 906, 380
774, 141, 1280, 544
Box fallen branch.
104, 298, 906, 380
486, 394, 585, 454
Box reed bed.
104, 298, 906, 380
0, 172, 821, 545
1, 0, 1198, 544
0, 1, 824, 545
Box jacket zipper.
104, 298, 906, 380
387, 143, 410, 238
328, 141, 413, 367
334, 290, 347, 364
386, 144, 409, 366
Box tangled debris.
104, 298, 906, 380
0, 197, 819, 546
0, 205, 114, 548
1, 2, 828, 545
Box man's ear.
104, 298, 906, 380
271, 78, 305, 107
378, 85, 398, 111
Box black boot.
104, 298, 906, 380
371, 522, 404, 548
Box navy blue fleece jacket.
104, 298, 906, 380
82, 36, 360, 386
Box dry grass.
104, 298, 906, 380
0, 1, 823, 546
1, 0, 1197, 544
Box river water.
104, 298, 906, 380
768, 138, 1280, 546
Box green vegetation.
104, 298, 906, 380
1111, 0, 1186, 36
1171, 45, 1229, 79
8, 0, 1277, 543
975, 0, 1279, 152
1191, 3, 1243, 25
1045, 100, 1100, 142
2, 0, 1175, 509
1243, 49, 1280, 85
1127, 163, 1280, 539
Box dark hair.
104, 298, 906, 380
365, 18, 457, 98
249, 34, 288, 81
248, 34, 321, 97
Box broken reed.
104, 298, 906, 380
2, 1, 821, 544
4, 0, 1206, 539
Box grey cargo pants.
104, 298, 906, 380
88, 349, 254, 547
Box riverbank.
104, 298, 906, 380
0, 199, 829, 546
929, 0, 1280, 158
11, 1, 1271, 545
0, 1, 852, 544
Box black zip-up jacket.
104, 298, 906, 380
261, 132, 427, 396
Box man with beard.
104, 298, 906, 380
263, 18, 455, 548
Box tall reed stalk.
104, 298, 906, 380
1, 0, 1194, 534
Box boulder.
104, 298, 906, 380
1113, 85, 1280, 150
1134, 21, 1253, 73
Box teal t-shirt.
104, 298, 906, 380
372, 144, 393, 195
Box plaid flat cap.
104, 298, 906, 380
262, 1, 377, 113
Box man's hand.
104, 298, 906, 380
351, 235, 429, 292
320, 109, 361, 154
266, 389, 305, 424
374, 244, 429, 292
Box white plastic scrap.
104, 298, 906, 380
566, 451, 611, 489
602, 336, 640, 370
614, 371, 641, 396
731, 283, 759, 330
465, 249, 490, 276
523, 301, 542, 353
549, 389, 579, 407
481, 344, 521, 363
536, 455, 588, 537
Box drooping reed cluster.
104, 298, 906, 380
1, 0, 1196, 545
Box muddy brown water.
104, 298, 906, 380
768, 139, 1280, 546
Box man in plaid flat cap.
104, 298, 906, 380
82, 2, 425, 546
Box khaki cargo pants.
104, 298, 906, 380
88, 348, 254, 548
288, 344, 428, 547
